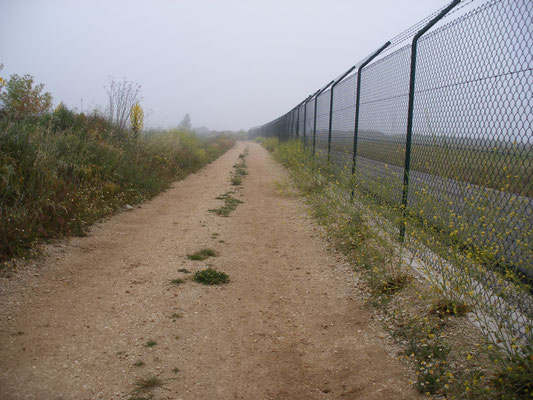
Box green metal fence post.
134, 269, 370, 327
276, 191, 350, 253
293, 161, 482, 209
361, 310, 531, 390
350, 41, 391, 199
328, 66, 356, 162
303, 93, 315, 147
296, 105, 300, 138
399, 0, 460, 241
313, 80, 334, 156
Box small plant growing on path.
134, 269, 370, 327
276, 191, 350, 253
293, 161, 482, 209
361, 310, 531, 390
233, 162, 248, 177
229, 150, 248, 186
144, 340, 157, 348
209, 192, 243, 217
193, 268, 229, 285
231, 160, 247, 186
186, 248, 217, 261
170, 278, 185, 285
231, 175, 243, 186
133, 360, 145, 367
170, 312, 182, 321
131, 374, 166, 396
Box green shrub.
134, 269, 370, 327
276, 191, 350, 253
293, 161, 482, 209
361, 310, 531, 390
193, 268, 229, 285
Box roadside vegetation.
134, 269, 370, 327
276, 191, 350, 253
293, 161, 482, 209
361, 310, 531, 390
0, 70, 235, 266
258, 137, 532, 400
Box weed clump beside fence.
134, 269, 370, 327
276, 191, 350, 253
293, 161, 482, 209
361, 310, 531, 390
0, 90, 234, 263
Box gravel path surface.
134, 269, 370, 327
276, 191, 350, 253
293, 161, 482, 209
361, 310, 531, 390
0, 142, 421, 399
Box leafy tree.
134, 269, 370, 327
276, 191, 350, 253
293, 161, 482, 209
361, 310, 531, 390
178, 113, 191, 131
0, 73, 52, 119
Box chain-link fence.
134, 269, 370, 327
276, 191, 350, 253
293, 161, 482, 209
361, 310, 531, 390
249, 0, 532, 341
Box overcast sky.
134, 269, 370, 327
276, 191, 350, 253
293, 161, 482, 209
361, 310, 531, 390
1, 0, 451, 131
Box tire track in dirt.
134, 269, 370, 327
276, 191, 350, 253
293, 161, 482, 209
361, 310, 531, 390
0, 142, 421, 399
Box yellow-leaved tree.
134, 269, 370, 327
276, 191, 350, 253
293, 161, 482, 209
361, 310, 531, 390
0, 64, 4, 93
130, 102, 144, 138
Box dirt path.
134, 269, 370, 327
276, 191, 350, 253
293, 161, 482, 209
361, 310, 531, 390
0, 142, 421, 400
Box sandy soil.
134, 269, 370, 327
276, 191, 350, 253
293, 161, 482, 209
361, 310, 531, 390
0, 142, 422, 400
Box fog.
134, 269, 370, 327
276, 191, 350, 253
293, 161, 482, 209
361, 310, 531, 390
1, 0, 450, 131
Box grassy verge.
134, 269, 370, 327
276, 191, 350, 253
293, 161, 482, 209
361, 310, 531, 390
0, 109, 235, 266
261, 137, 532, 400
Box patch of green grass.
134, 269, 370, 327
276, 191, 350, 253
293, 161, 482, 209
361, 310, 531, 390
186, 248, 217, 261
328, 135, 531, 196
209, 193, 243, 217
133, 360, 145, 367
170, 312, 182, 321
233, 162, 248, 176
170, 278, 185, 285
229, 156, 247, 186
144, 340, 157, 348
177, 268, 191, 273
193, 268, 229, 285
215, 190, 234, 199
231, 175, 243, 186
133, 375, 164, 392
